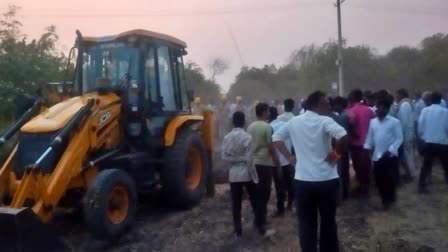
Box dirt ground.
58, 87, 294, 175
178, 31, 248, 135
60, 163, 448, 252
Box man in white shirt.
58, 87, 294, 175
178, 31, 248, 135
273, 91, 347, 252
395, 88, 416, 181
414, 91, 431, 125
269, 106, 295, 217
278, 98, 295, 122
418, 91, 448, 194
414, 91, 432, 155
364, 97, 403, 209
221, 111, 259, 237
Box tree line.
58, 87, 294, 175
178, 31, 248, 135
1, 4, 448, 117
227, 34, 448, 103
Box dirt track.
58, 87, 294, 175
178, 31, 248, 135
60, 164, 448, 252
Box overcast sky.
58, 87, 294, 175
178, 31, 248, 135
1, 0, 448, 92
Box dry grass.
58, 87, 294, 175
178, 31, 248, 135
62, 167, 448, 252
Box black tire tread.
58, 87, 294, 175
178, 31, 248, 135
83, 169, 137, 240
161, 129, 208, 209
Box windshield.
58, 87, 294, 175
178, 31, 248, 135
81, 42, 139, 93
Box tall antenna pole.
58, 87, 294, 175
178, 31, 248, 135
336, 0, 345, 96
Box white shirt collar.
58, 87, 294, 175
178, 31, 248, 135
377, 115, 392, 122
232, 127, 245, 132
304, 110, 318, 116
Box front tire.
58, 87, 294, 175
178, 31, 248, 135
83, 169, 137, 240
161, 129, 209, 209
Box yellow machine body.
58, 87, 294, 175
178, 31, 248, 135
0, 29, 214, 250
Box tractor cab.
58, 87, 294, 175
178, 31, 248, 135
74, 29, 193, 138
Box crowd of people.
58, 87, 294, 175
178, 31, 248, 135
218, 88, 448, 252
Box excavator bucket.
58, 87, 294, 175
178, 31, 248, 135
0, 207, 65, 252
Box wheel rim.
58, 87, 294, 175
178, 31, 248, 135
107, 186, 129, 224
186, 148, 202, 190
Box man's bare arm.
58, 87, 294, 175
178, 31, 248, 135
274, 141, 296, 166
326, 135, 348, 166
268, 142, 281, 168
335, 135, 348, 155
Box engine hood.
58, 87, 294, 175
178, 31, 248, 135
20, 93, 120, 133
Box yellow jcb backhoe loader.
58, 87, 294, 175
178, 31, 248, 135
0, 29, 214, 251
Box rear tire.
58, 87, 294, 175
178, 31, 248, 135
161, 129, 209, 209
83, 169, 137, 240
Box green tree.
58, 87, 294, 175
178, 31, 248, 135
227, 64, 282, 103
0, 5, 67, 119
416, 33, 448, 92
227, 34, 448, 101
382, 46, 420, 93
184, 61, 221, 105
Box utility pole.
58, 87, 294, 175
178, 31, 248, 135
336, 0, 345, 96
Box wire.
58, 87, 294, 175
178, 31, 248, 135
347, 3, 448, 17
2, 1, 448, 18
0, 1, 325, 12
223, 21, 245, 67
2, 1, 328, 18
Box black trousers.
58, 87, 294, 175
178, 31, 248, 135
350, 146, 372, 188
337, 152, 350, 200
272, 164, 295, 212
415, 122, 425, 156
295, 179, 340, 252
230, 181, 257, 235
284, 165, 295, 208
373, 156, 398, 207
255, 165, 273, 233
419, 143, 448, 188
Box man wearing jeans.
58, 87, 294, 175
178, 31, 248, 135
274, 91, 347, 252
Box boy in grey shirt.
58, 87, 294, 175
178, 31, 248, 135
221, 112, 258, 237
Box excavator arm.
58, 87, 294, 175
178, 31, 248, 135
0, 99, 95, 251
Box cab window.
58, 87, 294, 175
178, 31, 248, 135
174, 54, 189, 111
145, 48, 158, 104
157, 46, 176, 111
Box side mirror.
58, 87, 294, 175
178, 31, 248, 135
187, 90, 194, 102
